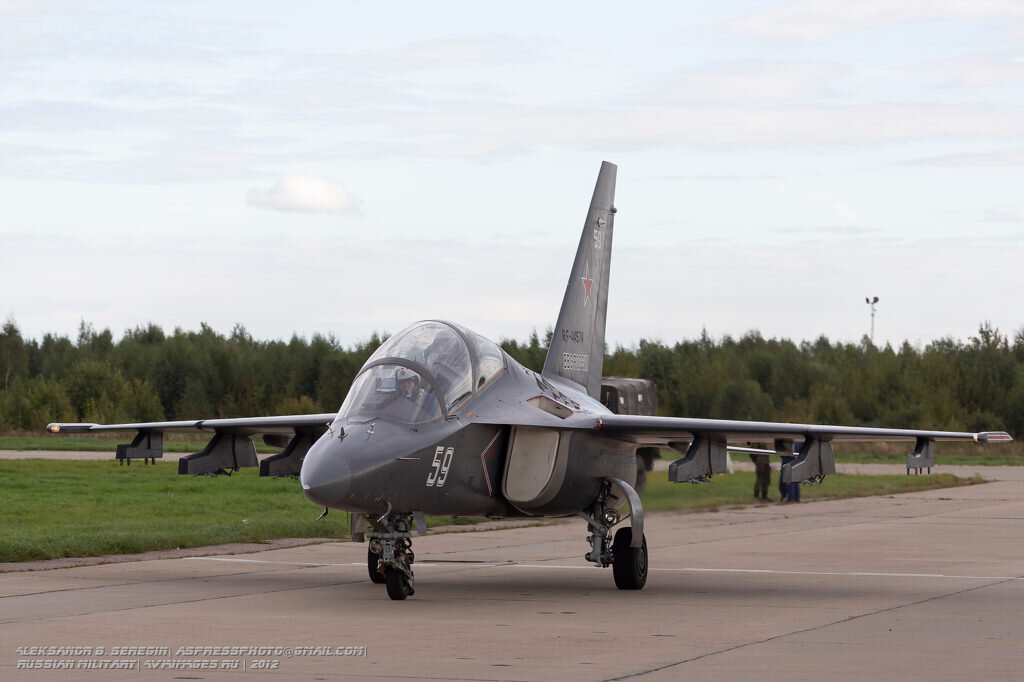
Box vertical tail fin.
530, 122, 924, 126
541, 161, 617, 399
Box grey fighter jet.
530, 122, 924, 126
48, 161, 1013, 600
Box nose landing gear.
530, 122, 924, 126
367, 515, 416, 600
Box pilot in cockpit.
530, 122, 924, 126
372, 366, 426, 422
394, 366, 422, 402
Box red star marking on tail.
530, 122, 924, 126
581, 261, 593, 304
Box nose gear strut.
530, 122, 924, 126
366, 513, 416, 600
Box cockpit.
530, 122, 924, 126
335, 320, 506, 424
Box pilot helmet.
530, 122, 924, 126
394, 366, 419, 397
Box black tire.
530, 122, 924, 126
367, 546, 386, 584
612, 527, 648, 590
385, 567, 413, 600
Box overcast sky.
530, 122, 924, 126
2, 1, 1022, 350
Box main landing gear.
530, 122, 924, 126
366, 515, 415, 600
577, 479, 648, 590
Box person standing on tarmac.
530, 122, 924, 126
778, 443, 802, 504
749, 452, 771, 502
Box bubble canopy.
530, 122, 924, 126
336, 321, 506, 424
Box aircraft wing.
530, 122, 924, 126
590, 413, 1012, 483
46, 414, 336, 476
47, 414, 336, 437
592, 414, 1013, 445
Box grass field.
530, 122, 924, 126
656, 440, 1023, 467
1, 460, 350, 562
821, 440, 1022, 466
0, 458, 972, 564
640, 468, 971, 512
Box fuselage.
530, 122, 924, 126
299, 320, 636, 519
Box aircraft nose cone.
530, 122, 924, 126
300, 435, 351, 508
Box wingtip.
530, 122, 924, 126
45, 422, 98, 434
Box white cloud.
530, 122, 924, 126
932, 53, 1024, 87
246, 175, 359, 214
660, 61, 843, 105
835, 203, 861, 222
390, 103, 1024, 151
776, 225, 883, 236
908, 150, 1024, 166
353, 37, 529, 71
720, 0, 1024, 43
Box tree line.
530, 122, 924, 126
1, 319, 1022, 438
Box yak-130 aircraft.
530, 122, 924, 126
48, 161, 1013, 600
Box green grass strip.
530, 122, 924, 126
1, 459, 971, 564
640, 468, 970, 512
0, 460, 487, 563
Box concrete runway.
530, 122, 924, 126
4, 465, 1024, 681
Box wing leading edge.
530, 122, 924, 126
46, 415, 336, 476
592, 414, 1013, 445
47, 414, 335, 437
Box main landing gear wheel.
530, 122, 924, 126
367, 546, 386, 584
385, 566, 414, 600
579, 478, 648, 591
612, 527, 648, 590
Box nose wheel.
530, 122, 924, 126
367, 515, 415, 600
367, 545, 386, 584
385, 565, 415, 600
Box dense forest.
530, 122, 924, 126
1, 318, 1022, 438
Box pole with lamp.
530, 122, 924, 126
865, 296, 879, 344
